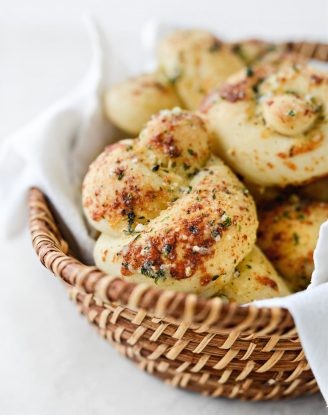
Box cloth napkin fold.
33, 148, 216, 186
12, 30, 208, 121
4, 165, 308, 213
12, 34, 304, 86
1, 18, 328, 404
0, 17, 117, 263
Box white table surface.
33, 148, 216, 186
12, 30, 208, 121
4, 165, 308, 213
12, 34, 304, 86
1, 1, 328, 414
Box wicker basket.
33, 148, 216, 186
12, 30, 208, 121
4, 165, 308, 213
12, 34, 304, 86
28, 40, 328, 401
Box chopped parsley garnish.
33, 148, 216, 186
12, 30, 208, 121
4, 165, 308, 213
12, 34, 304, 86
140, 261, 166, 283
117, 171, 124, 180
283, 210, 290, 218
189, 225, 198, 234
183, 163, 190, 170
252, 84, 259, 94
246, 264, 252, 269
168, 68, 182, 85
187, 168, 200, 178
152, 164, 160, 172
232, 44, 246, 61
292, 232, 300, 245
211, 229, 221, 239
124, 211, 135, 234
285, 90, 299, 97
187, 148, 196, 156
246, 67, 254, 77
221, 216, 232, 228
288, 109, 296, 117
141, 261, 154, 277
163, 243, 173, 256
154, 268, 166, 283
212, 275, 220, 281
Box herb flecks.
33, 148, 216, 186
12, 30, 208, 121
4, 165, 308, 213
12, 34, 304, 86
115, 167, 125, 181
220, 214, 232, 228
246, 67, 254, 77
140, 261, 153, 276
292, 232, 300, 245
140, 261, 166, 283
163, 243, 173, 256
123, 211, 135, 234
252, 84, 259, 94
122, 262, 129, 270
283, 210, 290, 218
211, 229, 221, 240
232, 44, 246, 61
168, 68, 182, 85
187, 168, 200, 178
189, 225, 199, 235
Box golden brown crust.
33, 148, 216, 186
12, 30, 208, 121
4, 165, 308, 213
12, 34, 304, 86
202, 56, 328, 187
229, 40, 284, 65
158, 30, 244, 110
104, 72, 181, 135
257, 197, 328, 291
222, 246, 290, 303
83, 109, 259, 297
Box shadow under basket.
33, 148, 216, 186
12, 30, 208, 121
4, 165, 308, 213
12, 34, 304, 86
28, 40, 328, 400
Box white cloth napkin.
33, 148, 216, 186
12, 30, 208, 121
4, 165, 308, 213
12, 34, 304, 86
1, 18, 328, 404
0, 17, 118, 263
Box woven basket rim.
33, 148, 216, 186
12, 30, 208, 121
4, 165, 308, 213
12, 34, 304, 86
29, 187, 297, 334
27, 38, 328, 335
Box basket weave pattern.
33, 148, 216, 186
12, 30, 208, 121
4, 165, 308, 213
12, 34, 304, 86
27, 39, 328, 401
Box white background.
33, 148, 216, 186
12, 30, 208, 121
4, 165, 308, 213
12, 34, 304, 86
1, 0, 328, 414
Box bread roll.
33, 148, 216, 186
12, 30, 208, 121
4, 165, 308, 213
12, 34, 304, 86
104, 72, 181, 135
221, 246, 290, 303
202, 58, 328, 187
83, 109, 258, 297
158, 30, 244, 110
258, 198, 328, 291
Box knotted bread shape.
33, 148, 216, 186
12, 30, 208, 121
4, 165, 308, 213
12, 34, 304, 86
105, 30, 245, 136
83, 109, 260, 297
201, 59, 328, 187
158, 30, 245, 110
